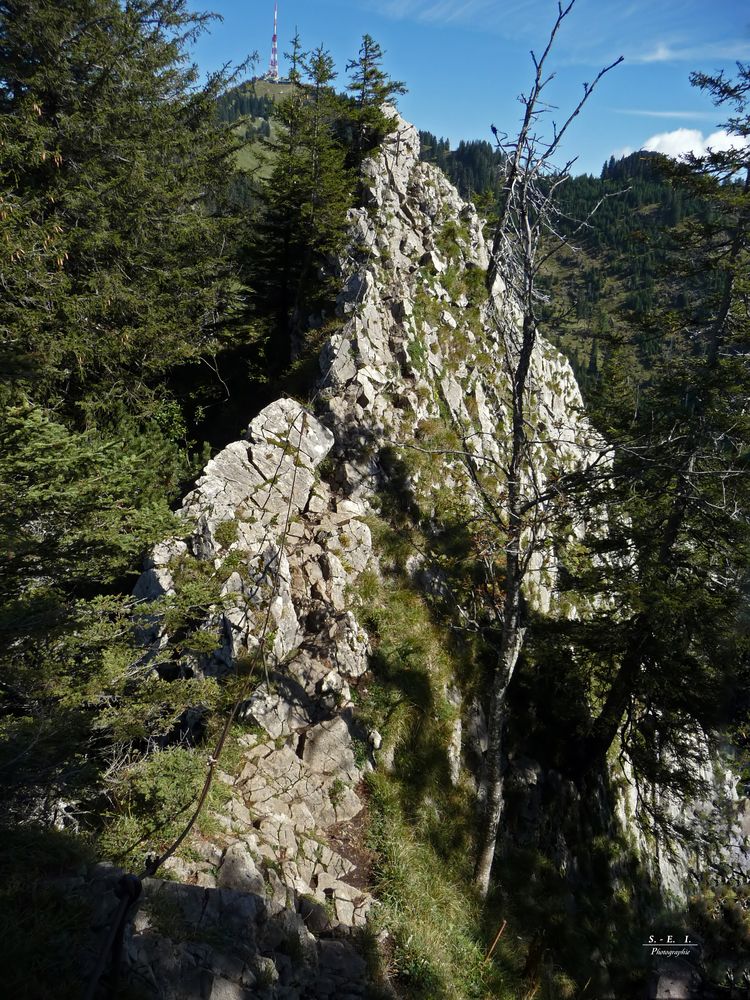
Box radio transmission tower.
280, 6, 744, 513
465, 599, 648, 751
267, 1, 279, 81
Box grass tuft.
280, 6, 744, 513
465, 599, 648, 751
351, 539, 525, 999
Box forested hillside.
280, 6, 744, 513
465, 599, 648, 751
418, 132, 725, 393
2, 2, 750, 998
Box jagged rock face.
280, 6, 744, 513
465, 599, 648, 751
74, 863, 370, 1000
165, 721, 376, 929
614, 736, 748, 903
318, 113, 600, 613
326, 116, 747, 913
134, 398, 344, 669
127, 392, 378, 988
119, 114, 730, 995
117, 113, 610, 995
134, 395, 373, 731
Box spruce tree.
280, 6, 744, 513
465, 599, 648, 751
0, 0, 247, 813
285, 29, 304, 85
573, 64, 750, 797
0, 0, 244, 420
250, 44, 353, 366
345, 34, 406, 166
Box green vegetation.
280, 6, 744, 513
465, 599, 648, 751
352, 537, 525, 999
0, 6, 407, 983
227, 35, 406, 373
419, 130, 505, 204
247, 46, 355, 370
366, 773, 522, 999
2, 0, 750, 995
409, 53, 750, 996
346, 34, 406, 170
420, 136, 719, 397
0, 0, 407, 831
0, 0, 250, 841
100, 745, 216, 863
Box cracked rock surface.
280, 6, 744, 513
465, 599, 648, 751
84, 111, 617, 997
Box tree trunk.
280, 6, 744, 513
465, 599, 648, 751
471, 0, 622, 898
585, 624, 646, 766
474, 617, 525, 897
585, 456, 694, 767
474, 314, 535, 898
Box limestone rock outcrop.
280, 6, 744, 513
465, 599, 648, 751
107, 111, 619, 995
317, 112, 601, 615
73, 862, 370, 1000
83, 111, 744, 996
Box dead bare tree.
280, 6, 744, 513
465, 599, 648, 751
473, 0, 622, 898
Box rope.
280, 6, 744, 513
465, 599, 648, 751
83, 149, 379, 1000
82, 415, 307, 999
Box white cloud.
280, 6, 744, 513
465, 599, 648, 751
629, 40, 750, 63
613, 109, 719, 121
641, 128, 749, 159
635, 43, 674, 63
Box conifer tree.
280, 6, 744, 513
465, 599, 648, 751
0, 0, 245, 420
345, 34, 406, 166
0, 0, 248, 812
285, 29, 304, 85
576, 63, 750, 792
250, 44, 353, 365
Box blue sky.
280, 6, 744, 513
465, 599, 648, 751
186, 0, 749, 176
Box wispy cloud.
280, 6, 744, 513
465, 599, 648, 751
420, 0, 494, 24
612, 109, 720, 121
632, 42, 677, 63
629, 40, 750, 63
375, 0, 502, 26
357, 0, 750, 67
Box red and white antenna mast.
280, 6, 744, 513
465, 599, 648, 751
268, 1, 279, 81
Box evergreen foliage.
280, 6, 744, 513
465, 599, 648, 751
0, 0, 244, 418
228, 31, 409, 369
541, 65, 750, 812
2, 1, 749, 992
285, 30, 305, 85
420, 132, 721, 393
419, 130, 505, 201
247, 45, 354, 368
345, 34, 406, 168
0, 0, 248, 822
596, 66, 750, 773
0, 6, 402, 841
216, 86, 275, 123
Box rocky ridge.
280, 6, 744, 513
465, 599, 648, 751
80, 112, 618, 1000
80, 110, 586, 998
76, 113, 741, 998
318, 113, 601, 615
123, 111, 603, 973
